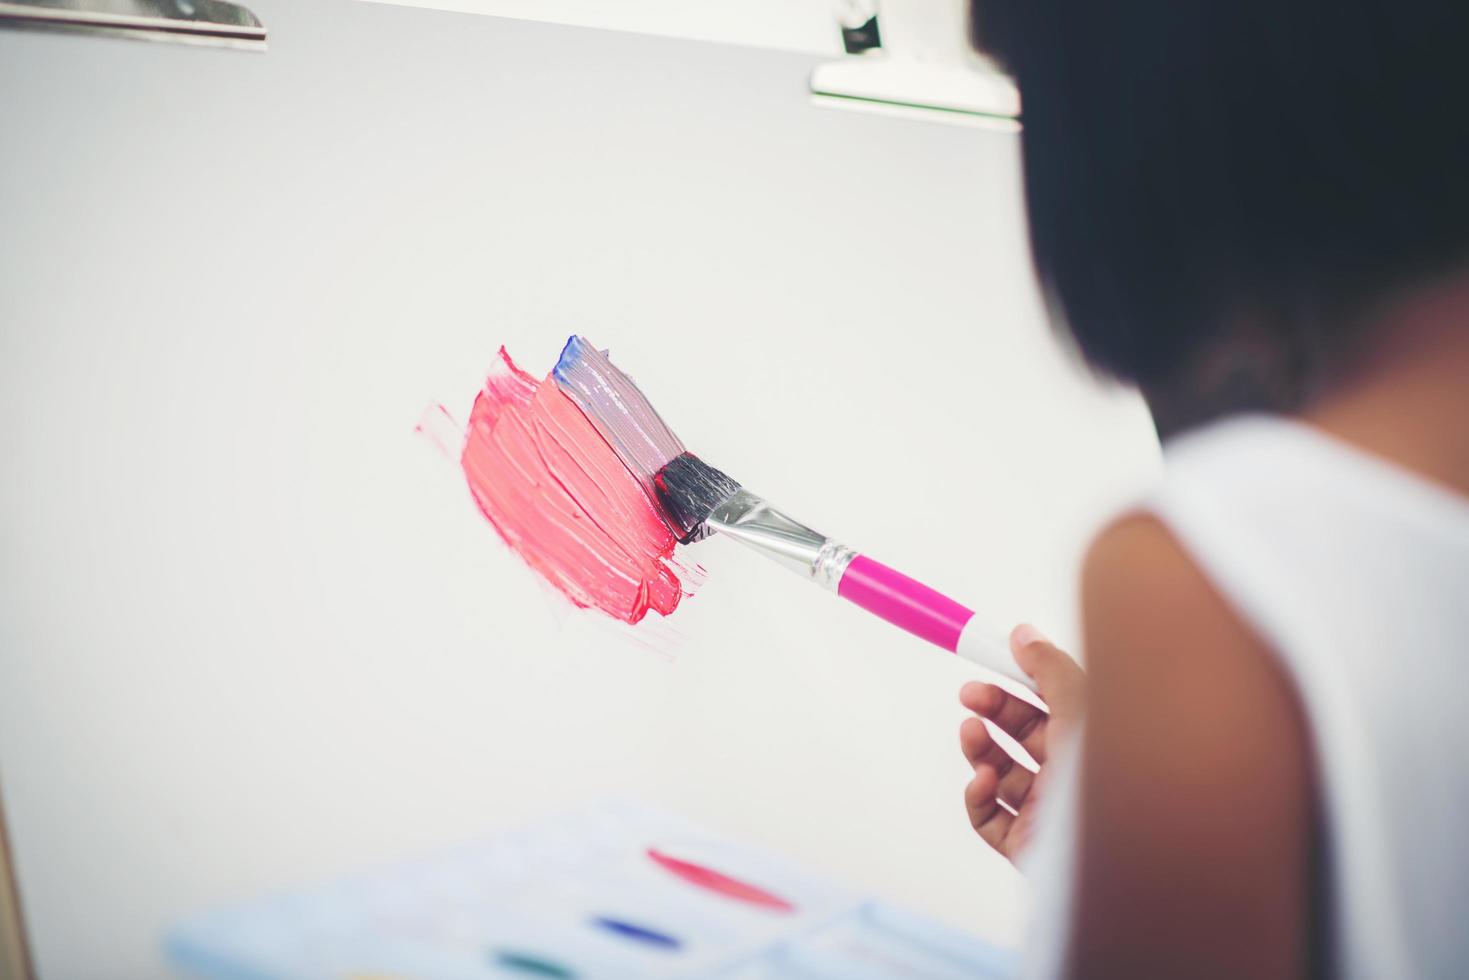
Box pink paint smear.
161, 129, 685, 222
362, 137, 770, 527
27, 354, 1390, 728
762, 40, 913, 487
459, 348, 684, 624
647, 848, 795, 913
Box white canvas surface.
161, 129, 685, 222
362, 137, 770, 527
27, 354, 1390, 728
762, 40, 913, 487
0, 2, 1161, 976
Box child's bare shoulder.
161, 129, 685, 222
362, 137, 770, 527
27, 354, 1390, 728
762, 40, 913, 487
1071, 513, 1316, 976
1079, 511, 1298, 731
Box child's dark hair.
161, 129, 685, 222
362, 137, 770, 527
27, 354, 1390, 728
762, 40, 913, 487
971, 1, 1469, 432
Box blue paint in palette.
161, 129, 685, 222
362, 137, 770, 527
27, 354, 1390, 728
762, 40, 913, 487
591, 915, 682, 951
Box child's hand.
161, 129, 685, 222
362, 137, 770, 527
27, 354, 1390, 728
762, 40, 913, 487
959, 623, 1085, 864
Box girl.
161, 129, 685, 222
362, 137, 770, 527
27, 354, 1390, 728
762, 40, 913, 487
955, 2, 1469, 977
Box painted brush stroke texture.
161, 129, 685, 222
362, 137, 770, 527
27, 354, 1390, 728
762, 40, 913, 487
460, 348, 683, 624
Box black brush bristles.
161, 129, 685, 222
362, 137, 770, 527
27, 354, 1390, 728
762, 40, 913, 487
654, 453, 742, 543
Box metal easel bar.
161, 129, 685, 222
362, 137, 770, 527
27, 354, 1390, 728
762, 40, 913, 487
0, 0, 265, 50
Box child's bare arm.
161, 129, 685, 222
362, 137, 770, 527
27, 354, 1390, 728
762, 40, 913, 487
959, 515, 1316, 976
1070, 514, 1315, 978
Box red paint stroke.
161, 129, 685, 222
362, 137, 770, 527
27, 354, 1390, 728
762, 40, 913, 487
460, 347, 682, 624
646, 848, 795, 913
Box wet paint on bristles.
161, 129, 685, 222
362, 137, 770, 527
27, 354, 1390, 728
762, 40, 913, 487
654, 453, 743, 543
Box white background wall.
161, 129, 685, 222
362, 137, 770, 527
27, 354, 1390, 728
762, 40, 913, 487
0, 2, 1160, 976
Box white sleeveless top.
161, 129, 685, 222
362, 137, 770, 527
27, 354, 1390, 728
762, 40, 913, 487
1022, 414, 1469, 979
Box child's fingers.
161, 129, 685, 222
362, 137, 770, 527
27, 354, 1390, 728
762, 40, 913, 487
959, 715, 1007, 769
996, 755, 1038, 809
965, 764, 1016, 855
959, 681, 1050, 763
1008, 803, 1036, 854
958, 679, 1004, 715
958, 717, 1038, 809
1011, 625, 1086, 724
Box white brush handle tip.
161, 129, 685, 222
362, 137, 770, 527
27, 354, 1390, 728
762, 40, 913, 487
955, 618, 1038, 693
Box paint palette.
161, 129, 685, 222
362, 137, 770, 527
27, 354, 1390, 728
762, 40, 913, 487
167, 801, 1018, 980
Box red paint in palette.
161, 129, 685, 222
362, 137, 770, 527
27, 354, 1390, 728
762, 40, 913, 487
646, 848, 795, 912
460, 348, 683, 624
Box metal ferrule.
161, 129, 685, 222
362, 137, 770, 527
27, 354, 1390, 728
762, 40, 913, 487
705, 489, 857, 592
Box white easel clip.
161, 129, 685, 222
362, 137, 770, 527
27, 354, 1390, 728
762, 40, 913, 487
812, 0, 1019, 129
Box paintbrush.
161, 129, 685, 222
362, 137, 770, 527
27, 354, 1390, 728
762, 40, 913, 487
552, 336, 1034, 691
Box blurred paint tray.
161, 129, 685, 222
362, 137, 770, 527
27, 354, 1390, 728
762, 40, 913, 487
168, 799, 1019, 979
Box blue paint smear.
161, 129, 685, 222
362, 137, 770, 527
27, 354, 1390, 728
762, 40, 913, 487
550, 335, 588, 386
591, 915, 682, 951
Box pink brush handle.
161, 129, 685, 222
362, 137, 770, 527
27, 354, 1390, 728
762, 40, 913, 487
836, 554, 1036, 691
